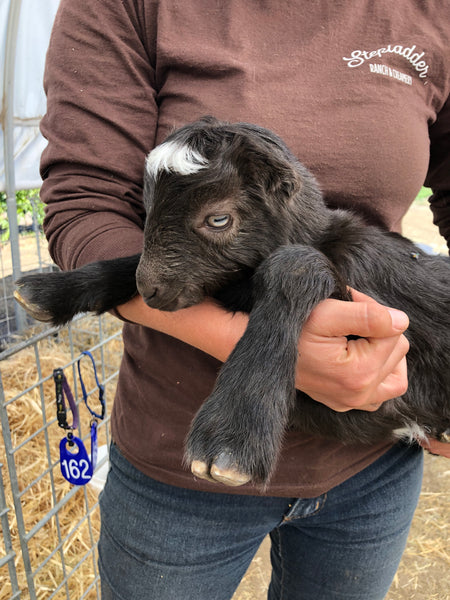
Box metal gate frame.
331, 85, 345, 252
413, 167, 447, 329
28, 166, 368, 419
0, 316, 122, 599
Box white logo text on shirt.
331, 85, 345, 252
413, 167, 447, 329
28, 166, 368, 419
342, 44, 429, 79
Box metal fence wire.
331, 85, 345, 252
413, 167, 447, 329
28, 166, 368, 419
0, 261, 122, 599
0, 199, 55, 348
3, 1, 121, 591
0, 461, 20, 599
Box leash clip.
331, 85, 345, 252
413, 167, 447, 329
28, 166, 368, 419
53, 368, 79, 435
77, 351, 106, 420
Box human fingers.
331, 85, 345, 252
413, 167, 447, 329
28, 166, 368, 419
298, 346, 408, 413
346, 289, 410, 408
420, 438, 450, 458
305, 294, 409, 340
296, 295, 410, 412
341, 331, 410, 410
343, 347, 409, 412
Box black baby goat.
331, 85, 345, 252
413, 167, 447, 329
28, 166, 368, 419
15, 117, 450, 486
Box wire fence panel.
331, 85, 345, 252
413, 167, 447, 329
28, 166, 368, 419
0, 180, 125, 599
0, 197, 55, 346
0, 314, 123, 599
0, 462, 21, 599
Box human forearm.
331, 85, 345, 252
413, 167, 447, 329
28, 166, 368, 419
116, 290, 410, 412
116, 295, 249, 363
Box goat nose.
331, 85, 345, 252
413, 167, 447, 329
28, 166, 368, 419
142, 287, 159, 306
136, 279, 159, 305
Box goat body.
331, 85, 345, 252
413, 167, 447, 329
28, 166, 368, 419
15, 117, 450, 485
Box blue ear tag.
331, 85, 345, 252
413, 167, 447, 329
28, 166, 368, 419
60, 435, 94, 485
57, 354, 104, 486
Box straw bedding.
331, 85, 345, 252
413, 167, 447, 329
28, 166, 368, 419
0, 315, 122, 600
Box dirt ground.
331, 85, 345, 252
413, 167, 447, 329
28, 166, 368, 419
232, 202, 450, 600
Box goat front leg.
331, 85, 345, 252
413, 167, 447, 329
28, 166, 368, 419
15, 254, 140, 325
185, 245, 345, 487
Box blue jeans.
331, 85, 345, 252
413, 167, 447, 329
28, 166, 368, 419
98, 442, 423, 600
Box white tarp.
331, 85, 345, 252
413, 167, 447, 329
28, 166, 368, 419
0, 0, 60, 191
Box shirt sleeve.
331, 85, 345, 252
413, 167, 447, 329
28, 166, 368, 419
40, 0, 157, 269
424, 95, 450, 253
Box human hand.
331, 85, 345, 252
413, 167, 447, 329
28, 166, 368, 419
295, 289, 410, 412
419, 438, 450, 458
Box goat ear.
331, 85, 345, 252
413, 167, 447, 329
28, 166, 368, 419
263, 155, 302, 201
230, 135, 302, 203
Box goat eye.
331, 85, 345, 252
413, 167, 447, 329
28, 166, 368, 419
205, 214, 232, 229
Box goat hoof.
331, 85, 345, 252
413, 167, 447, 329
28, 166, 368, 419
191, 460, 216, 483
439, 429, 450, 443
13, 289, 53, 322
210, 453, 252, 486
190, 454, 251, 486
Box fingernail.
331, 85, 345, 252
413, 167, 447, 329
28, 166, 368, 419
388, 308, 409, 331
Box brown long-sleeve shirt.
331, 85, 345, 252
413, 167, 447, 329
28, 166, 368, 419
40, 0, 450, 497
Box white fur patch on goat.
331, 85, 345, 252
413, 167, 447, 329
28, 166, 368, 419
146, 140, 208, 177
393, 423, 429, 443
